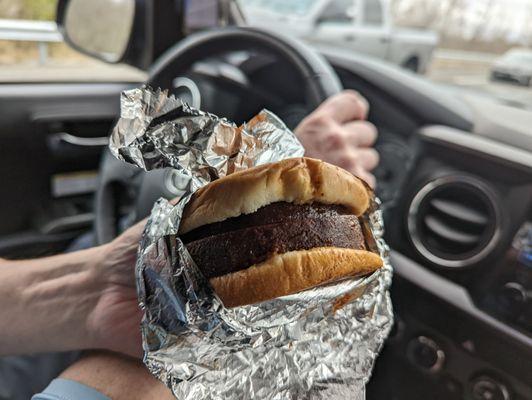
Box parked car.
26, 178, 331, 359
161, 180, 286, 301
239, 0, 438, 73
490, 48, 532, 86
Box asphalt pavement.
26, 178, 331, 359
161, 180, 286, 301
428, 49, 532, 110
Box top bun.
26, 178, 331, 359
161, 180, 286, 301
179, 157, 371, 234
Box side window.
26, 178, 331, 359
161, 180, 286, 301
0, 0, 145, 83
363, 0, 383, 25
318, 0, 356, 24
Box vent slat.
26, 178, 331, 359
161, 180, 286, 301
430, 199, 488, 226
424, 215, 481, 245
410, 178, 498, 265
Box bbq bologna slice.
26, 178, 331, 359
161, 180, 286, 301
179, 157, 383, 307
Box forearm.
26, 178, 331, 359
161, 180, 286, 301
0, 246, 109, 356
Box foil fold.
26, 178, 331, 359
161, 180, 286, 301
110, 87, 393, 399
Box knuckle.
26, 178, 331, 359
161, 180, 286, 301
363, 149, 380, 170
352, 122, 378, 146
369, 126, 379, 143
338, 152, 357, 168
365, 121, 378, 136
366, 147, 379, 159
325, 130, 347, 148
341, 89, 362, 101
363, 173, 376, 187
341, 90, 369, 116
306, 112, 331, 127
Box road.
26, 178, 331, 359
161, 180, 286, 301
0, 59, 146, 83
428, 49, 532, 110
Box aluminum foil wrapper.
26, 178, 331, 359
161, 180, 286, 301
110, 87, 393, 400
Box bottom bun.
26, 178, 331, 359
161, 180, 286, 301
210, 247, 383, 307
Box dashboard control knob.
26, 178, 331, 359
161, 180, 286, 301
499, 282, 528, 310
406, 336, 445, 372
471, 376, 511, 400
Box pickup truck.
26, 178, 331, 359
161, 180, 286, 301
239, 0, 438, 73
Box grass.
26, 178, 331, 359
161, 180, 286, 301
0, 41, 90, 65
0, 0, 57, 21
0, 0, 87, 65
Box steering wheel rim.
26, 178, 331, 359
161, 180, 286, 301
148, 27, 342, 110
95, 27, 343, 245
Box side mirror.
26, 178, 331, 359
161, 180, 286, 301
56, 0, 153, 68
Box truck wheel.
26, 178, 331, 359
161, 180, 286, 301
403, 57, 419, 73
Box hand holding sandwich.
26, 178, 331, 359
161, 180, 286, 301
0, 221, 145, 358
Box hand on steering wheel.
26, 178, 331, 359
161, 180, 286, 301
296, 90, 379, 187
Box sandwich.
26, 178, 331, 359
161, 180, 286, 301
179, 157, 383, 307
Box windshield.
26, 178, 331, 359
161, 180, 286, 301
238, 0, 532, 111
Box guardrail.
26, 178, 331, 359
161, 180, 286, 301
0, 19, 63, 64
434, 49, 497, 64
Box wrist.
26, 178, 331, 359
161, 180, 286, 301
82, 243, 116, 346
11, 246, 107, 354
87, 242, 114, 283
83, 238, 142, 355
62, 245, 111, 351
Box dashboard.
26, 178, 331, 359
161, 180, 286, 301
373, 128, 414, 205
237, 46, 532, 398
327, 57, 532, 399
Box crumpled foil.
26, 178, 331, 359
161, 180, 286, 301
110, 87, 393, 400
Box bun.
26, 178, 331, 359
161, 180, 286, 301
180, 157, 371, 234
210, 247, 382, 307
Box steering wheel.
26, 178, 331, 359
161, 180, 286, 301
95, 27, 343, 245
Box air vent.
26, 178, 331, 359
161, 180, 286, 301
408, 176, 500, 268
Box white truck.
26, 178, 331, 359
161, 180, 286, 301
239, 0, 438, 73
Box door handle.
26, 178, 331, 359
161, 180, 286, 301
344, 34, 356, 41
54, 132, 108, 147
40, 213, 95, 234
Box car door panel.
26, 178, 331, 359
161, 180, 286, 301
0, 82, 138, 258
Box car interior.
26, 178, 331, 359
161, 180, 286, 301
0, 0, 530, 399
